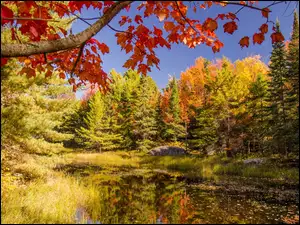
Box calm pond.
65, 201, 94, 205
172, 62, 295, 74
70, 170, 299, 224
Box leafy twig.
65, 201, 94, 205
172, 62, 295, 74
174, 1, 199, 34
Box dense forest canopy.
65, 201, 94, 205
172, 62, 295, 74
1, 1, 297, 91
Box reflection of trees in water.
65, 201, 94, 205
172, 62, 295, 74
158, 183, 196, 224
86, 173, 198, 224
83, 173, 296, 224
90, 175, 157, 224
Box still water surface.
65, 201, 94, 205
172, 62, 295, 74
73, 172, 298, 224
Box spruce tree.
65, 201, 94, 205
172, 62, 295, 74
134, 76, 159, 151
286, 11, 299, 154
266, 19, 289, 155
169, 77, 180, 122
77, 91, 122, 152
162, 77, 185, 142
118, 70, 140, 149
1, 61, 78, 155
246, 74, 269, 154
286, 11, 299, 99
188, 108, 218, 154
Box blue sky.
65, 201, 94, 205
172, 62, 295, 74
73, 1, 299, 98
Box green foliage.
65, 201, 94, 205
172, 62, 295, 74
285, 12, 299, 153
1, 60, 77, 155
286, 12, 299, 98
161, 76, 186, 142
134, 76, 160, 151
264, 20, 295, 155
72, 70, 161, 152
169, 76, 180, 122
77, 91, 122, 152
188, 108, 218, 153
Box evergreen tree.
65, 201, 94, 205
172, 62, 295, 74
188, 108, 218, 154
77, 92, 122, 152
156, 94, 166, 143
285, 12, 299, 155
1, 60, 78, 155
245, 74, 270, 154
286, 11, 299, 100
134, 76, 159, 151
161, 77, 185, 142
118, 70, 140, 149
59, 102, 90, 148
169, 77, 180, 122
265, 19, 289, 155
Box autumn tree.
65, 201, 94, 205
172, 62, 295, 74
1, 1, 291, 92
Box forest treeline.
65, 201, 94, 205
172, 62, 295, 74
1, 15, 299, 158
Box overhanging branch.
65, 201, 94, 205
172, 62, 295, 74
1, 1, 132, 58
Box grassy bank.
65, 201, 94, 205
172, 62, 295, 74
140, 154, 299, 182
1, 152, 100, 224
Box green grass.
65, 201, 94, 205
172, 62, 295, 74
68, 151, 141, 168
2, 175, 87, 224
213, 162, 299, 181
1, 152, 101, 224
140, 154, 299, 182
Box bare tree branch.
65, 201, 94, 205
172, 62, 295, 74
1, 1, 132, 58
1, 17, 60, 22
70, 43, 85, 78
235, 6, 245, 15
217, 1, 285, 12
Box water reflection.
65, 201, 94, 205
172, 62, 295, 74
75, 172, 298, 224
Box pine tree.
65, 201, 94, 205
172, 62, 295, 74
59, 102, 90, 148
266, 19, 289, 155
156, 94, 166, 143
246, 74, 269, 154
161, 77, 185, 142
117, 70, 140, 149
1, 60, 78, 155
286, 11, 299, 99
77, 91, 122, 152
169, 76, 181, 122
134, 76, 159, 151
188, 108, 218, 154
285, 11, 299, 154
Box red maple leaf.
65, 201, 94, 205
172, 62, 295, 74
223, 21, 238, 34
1, 5, 14, 25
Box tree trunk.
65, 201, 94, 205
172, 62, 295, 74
248, 140, 250, 154
185, 121, 188, 151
